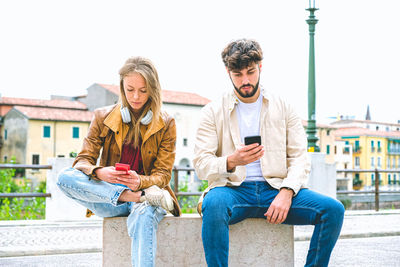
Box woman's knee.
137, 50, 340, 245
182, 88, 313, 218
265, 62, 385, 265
57, 167, 86, 188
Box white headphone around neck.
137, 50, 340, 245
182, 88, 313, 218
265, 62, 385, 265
120, 106, 153, 125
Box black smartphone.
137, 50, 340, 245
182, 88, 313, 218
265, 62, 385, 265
244, 135, 261, 146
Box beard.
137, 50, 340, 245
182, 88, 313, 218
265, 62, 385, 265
231, 76, 260, 98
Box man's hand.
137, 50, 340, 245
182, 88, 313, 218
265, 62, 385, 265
264, 188, 294, 224
94, 167, 141, 191
227, 143, 264, 171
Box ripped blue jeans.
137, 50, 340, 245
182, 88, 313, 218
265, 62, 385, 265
201, 181, 345, 267
57, 168, 166, 267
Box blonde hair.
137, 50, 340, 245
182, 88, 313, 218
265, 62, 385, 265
119, 57, 162, 147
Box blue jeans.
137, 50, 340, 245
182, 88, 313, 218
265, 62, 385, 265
56, 168, 166, 267
202, 182, 345, 267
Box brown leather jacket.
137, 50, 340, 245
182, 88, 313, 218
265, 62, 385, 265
73, 103, 181, 216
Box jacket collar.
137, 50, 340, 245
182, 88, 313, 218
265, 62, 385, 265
228, 85, 269, 111
103, 103, 165, 144
104, 104, 124, 132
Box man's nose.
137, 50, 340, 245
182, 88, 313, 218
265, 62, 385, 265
242, 75, 250, 84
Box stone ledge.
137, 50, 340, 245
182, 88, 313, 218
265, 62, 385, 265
103, 214, 294, 267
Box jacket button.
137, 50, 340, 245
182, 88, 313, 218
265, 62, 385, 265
116, 131, 119, 134
148, 151, 151, 154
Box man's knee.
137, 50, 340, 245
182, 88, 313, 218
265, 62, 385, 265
202, 189, 232, 218
325, 198, 345, 221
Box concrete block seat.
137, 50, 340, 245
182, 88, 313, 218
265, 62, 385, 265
103, 214, 294, 267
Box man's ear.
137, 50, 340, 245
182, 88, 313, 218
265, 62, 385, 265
259, 63, 262, 72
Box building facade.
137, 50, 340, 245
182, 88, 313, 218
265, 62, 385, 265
335, 127, 400, 189
0, 98, 93, 181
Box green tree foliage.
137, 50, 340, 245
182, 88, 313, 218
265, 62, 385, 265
0, 169, 46, 220
177, 177, 208, 214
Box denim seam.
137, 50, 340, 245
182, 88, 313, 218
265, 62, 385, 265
314, 220, 324, 266
57, 181, 118, 206
111, 187, 128, 206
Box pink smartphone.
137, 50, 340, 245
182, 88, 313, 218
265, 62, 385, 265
115, 163, 130, 174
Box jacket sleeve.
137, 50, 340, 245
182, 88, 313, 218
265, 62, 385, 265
193, 105, 233, 183
138, 117, 177, 190
72, 110, 104, 178
279, 103, 310, 195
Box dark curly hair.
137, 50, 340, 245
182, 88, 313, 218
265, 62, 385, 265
221, 39, 263, 71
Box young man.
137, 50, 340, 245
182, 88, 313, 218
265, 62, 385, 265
193, 39, 344, 267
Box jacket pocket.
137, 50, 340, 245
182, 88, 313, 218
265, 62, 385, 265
264, 120, 286, 151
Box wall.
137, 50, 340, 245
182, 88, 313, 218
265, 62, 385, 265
2, 109, 28, 164
317, 128, 336, 164
26, 120, 89, 181
81, 84, 119, 111
163, 103, 204, 169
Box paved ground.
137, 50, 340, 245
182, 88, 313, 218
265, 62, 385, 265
1, 236, 399, 267
0, 210, 399, 266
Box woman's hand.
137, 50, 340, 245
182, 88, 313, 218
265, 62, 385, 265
116, 171, 141, 191
94, 167, 141, 191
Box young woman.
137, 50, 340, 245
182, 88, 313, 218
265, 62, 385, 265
57, 56, 181, 267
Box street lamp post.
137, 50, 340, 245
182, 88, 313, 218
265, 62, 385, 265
306, 0, 320, 152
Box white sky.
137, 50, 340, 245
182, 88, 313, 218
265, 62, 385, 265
1, 0, 399, 124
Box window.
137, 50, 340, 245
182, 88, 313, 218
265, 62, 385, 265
355, 157, 360, 167
183, 138, 188, 147
32, 154, 40, 165
371, 174, 375, 184
3, 156, 7, 163
327, 130, 330, 136
376, 126, 379, 131
387, 157, 391, 169
371, 140, 375, 152
394, 174, 398, 185
371, 140, 375, 148
43, 126, 51, 138
377, 141, 381, 148
4, 129, 7, 140
334, 146, 337, 154
354, 140, 360, 152
57, 155, 65, 158
388, 174, 392, 185
392, 157, 396, 169
371, 157, 375, 168
326, 145, 330, 155
72, 127, 79, 139
377, 157, 381, 168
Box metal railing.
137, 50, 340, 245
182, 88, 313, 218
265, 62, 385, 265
336, 168, 400, 211
0, 164, 201, 199
172, 166, 202, 197
0, 164, 52, 198
2, 164, 399, 212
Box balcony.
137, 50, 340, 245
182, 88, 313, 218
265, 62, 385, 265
388, 148, 400, 155
371, 147, 375, 152
377, 147, 382, 153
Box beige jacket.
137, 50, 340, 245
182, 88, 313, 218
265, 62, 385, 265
193, 88, 310, 213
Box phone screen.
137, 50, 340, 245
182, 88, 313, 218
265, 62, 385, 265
244, 135, 262, 146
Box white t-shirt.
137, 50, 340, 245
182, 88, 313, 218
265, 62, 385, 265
236, 92, 264, 182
